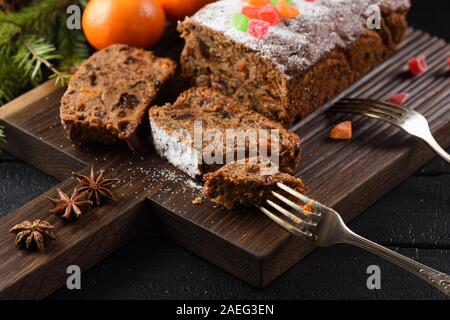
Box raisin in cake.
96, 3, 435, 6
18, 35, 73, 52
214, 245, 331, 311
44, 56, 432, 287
204, 156, 307, 209
178, 0, 410, 126
149, 87, 301, 178
60, 44, 176, 149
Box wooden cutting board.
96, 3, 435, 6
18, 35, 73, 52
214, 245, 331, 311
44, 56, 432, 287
0, 28, 449, 299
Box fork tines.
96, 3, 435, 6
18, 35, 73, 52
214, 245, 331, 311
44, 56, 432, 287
328, 98, 450, 164
330, 98, 408, 122
257, 183, 321, 238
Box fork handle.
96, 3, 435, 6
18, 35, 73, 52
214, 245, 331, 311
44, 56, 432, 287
344, 231, 450, 297
419, 130, 450, 164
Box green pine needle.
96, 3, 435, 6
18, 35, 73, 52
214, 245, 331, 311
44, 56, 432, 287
0, 0, 75, 44
0, 124, 5, 152
15, 36, 61, 84
49, 71, 72, 87
0, 59, 24, 104
0, 125, 5, 142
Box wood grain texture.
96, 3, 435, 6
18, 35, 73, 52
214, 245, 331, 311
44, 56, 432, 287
3, 151, 448, 299
0, 29, 449, 299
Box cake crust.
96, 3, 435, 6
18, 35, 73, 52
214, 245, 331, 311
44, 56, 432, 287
60, 44, 176, 149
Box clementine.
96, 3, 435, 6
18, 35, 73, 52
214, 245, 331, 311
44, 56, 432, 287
157, 0, 215, 21
82, 0, 166, 50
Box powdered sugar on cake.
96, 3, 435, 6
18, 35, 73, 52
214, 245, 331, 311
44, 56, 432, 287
190, 0, 410, 78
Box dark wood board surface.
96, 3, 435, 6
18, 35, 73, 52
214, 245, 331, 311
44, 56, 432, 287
2, 151, 449, 300
0, 28, 449, 299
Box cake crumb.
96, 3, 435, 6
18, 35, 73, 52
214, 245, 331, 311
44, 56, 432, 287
192, 196, 203, 205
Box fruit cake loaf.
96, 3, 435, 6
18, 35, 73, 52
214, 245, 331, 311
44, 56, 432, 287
178, 0, 410, 126
203, 156, 307, 209
149, 87, 301, 178
60, 44, 176, 149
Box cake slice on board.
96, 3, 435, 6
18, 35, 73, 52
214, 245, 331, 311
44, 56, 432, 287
203, 156, 307, 209
60, 44, 176, 149
149, 87, 301, 178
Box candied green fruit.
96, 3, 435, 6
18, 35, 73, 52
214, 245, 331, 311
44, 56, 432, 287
232, 12, 250, 31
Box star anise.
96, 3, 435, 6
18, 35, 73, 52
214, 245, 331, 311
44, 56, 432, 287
10, 219, 56, 251
47, 188, 93, 220
72, 166, 120, 206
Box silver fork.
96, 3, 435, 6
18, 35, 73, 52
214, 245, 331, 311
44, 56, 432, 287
330, 98, 450, 163
258, 183, 450, 297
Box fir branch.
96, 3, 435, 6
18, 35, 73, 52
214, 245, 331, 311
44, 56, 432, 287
18, 36, 61, 81
0, 0, 93, 127
0, 17, 21, 48
0, 0, 92, 149
0, 0, 73, 46
0, 59, 24, 104
49, 71, 71, 86
0, 0, 92, 106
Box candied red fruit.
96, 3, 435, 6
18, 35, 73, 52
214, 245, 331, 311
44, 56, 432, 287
408, 55, 428, 76
248, 19, 270, 38
258, 4, 280, 25
388, 92, 410, 105
241, 6, 260, 19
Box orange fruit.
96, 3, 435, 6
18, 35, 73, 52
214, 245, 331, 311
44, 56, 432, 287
157, 0, 215, 21
82, 0, 166, 50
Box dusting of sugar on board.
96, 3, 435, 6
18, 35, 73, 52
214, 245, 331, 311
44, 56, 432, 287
189, 0, 410, 78
149, 168, 203, 192
100, 157, 204, 203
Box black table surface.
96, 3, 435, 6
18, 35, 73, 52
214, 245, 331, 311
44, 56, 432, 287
1, 1, 450, 300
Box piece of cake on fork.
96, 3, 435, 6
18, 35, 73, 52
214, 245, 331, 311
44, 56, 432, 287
203, 156, 307, 209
